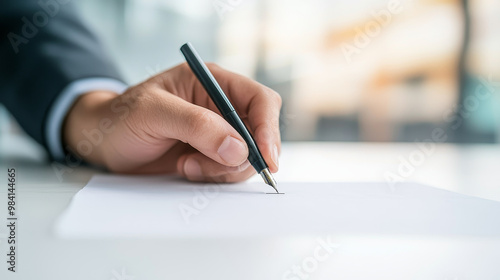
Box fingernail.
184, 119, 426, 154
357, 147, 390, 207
271, 144, 279, 169
184, 158, 202, 178
217, 136, 248, 165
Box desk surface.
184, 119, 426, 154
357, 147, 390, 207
1, 136, 500, 279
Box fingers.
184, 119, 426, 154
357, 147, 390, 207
177, 152, 256, 183
117, 142, 255, 183
206, 64, 282, 172
120, 142, 195, 175
145, 91, 249, 167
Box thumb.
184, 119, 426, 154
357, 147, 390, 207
156, 94, 249, 166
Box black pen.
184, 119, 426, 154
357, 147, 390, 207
180, 42, 279, 193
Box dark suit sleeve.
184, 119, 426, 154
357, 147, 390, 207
0, 0, 123, 151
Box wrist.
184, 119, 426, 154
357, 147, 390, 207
63, 90, 119, 165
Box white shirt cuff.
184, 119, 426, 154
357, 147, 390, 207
45, 78, 128, 160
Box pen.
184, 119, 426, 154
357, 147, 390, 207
180, 42, 279, 193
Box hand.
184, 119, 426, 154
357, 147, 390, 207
63, 63, 282, 183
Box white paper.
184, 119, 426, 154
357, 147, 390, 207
54, 174, 500, 238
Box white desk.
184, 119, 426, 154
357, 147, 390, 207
1, 136, 500, 279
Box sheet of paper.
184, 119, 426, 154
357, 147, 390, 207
54, 174, 500, 238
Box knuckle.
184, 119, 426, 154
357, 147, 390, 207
269, 90, 282, 107
122, 87, 167, 136
258, 86, 282, 107
129, 87, 160, 118
129, 84, 156, 107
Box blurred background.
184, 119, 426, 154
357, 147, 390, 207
2, 0, 500, 145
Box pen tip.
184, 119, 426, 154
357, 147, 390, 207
260, 168, 279, 193
272, 184, 279, 194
